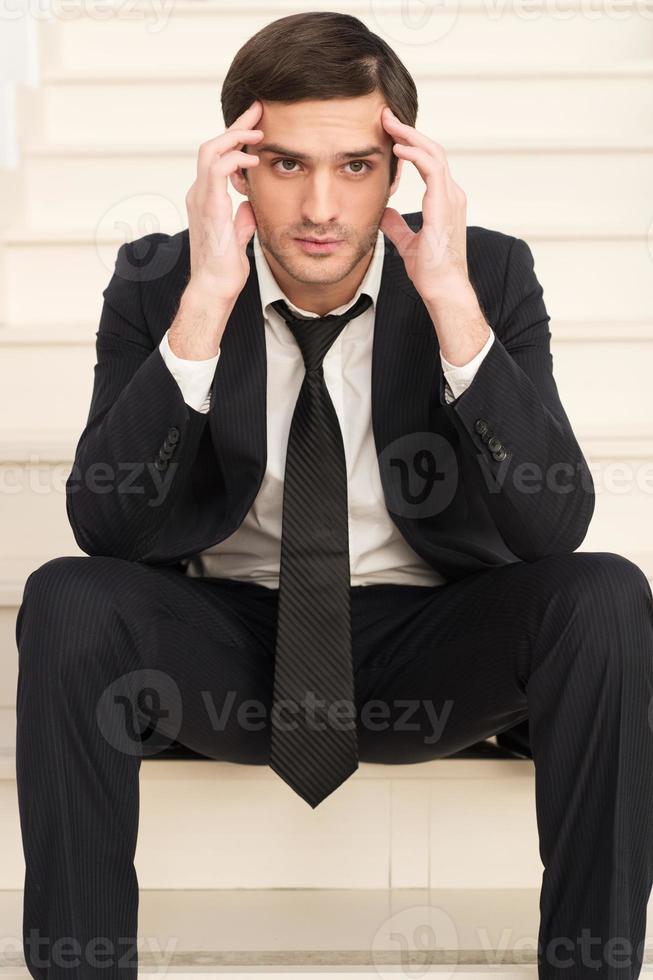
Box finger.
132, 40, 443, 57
207, 149, 260, 185
197, 129, 263, 180
379, 207, 415, 258
226, 100, 264, 159
233, 199, 258, 249
228, 100, 263, 130
383, 110, 452, 174
215, 149, 261, 173
392, 144, 452, 229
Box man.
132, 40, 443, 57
15, 10, 653, 980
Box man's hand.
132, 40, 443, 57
169, 100, 265, 359
379, 106, 491, 366
379, 106, 470, 301
185, 100, 264, 305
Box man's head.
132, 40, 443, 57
221, 12, 418, 297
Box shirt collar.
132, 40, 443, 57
253, 227, 385, 322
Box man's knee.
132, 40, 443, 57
17, 555, 133, 665
539, 551, 651, 614
536, 551, 653, 675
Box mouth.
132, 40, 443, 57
295, 237, 343, 254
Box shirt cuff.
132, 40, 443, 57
159, 328, 220, 414
441, 326, 495, 402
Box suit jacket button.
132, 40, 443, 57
488, 436, 502, 452
154, 457, 168, 471
474, 419, 489, 435
493, 449, 507, 461
160, 446, 174, 460
168, 427, 180, 444
481, 430, 492, 444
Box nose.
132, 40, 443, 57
300, 172, 339, 228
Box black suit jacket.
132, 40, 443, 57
65, 212, 595, 580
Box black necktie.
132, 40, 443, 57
269, 292, 374, 809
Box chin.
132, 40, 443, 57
293, 258, 353, 283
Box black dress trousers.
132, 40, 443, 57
14, 549, 653, 980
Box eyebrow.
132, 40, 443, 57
255, 143, 385, 162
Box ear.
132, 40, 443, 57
230, 168, 250, 196
230, 147, 251, 195
388, 158, 404, 198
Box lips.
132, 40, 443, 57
295, 237, 343, 254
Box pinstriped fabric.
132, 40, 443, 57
15, 546, 653, 978
64, 222, 595, 574
268, 294, 373, 808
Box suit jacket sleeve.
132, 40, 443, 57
65, 241, 211, 560
437, 235, 595, 561
441, 326, 495, 403
159, 327, 218, 414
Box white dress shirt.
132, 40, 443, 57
159, 229, 495, 588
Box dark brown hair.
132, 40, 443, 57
221, 11, 418, 185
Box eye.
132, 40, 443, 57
273, 159, 300, 173
271, 159, 372, 176
346, 160, 372, 175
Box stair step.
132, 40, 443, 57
23, 135, 653, 155
0, 701, 544, 890
0, 886, 543, 970
17, 147, 653, 235
2, 319, 652, 346
31, 72, 653, 148
1, 885, 653, 975
3, 235, 650, 326
41, 59, 653, 81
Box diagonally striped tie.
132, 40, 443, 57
269, 292, 374, 809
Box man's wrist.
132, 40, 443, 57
184, 275, 239, 312
424, 285, 491, 367
168, 283, 236, 359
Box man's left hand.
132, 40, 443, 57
380, 106, 473, 303
380, 106, 491, 365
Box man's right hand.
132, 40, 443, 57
169, 101, 264, 359
185, 99, 264, 305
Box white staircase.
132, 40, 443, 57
1, 1, 653, 974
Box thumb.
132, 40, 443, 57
233, 200, 257, 250
379, 207, 414, 257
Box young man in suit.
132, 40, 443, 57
15, 10, 653, 980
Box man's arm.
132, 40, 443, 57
441, 327, 495, 404
159, 328, 218, 414
65, 240, 228, 561
436, 236, 595, 560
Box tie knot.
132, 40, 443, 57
270, 293, 373, 372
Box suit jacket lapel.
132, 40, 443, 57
208, 243, 268, 523
207, 232, 443, 528
371, 237, 443, 523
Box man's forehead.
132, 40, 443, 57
262, 96, 386, 127
257, 99, 390, 161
